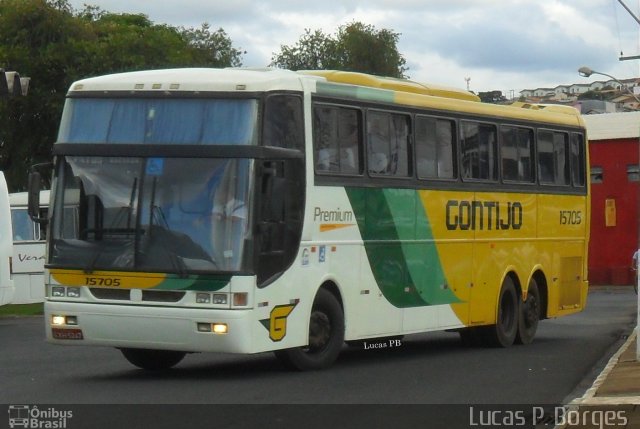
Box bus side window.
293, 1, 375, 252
570, 133, 586, 187
501, 126, 534, 183
416, 116, 456, 179
313, 104, 362, 175
366, 111, 410, 177
461, 121, 497, 181
538, 129, 570, 186
264, 95, 304, 150
11, 209, 35, 241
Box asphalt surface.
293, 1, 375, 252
0, 286, 636, 428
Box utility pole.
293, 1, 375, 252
618, 0, 640, 61
614, 0, 640, 362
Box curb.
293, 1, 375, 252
570, 329, 640, 406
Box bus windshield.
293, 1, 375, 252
57, 98, 259, 145
50, 156, 252, 273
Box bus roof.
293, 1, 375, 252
67, 68, 584, 129
68, 68, 310, 94
298, 70, 481, 102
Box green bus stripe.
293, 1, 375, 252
346, 187, 461, 308
316, 82, 396, 104
155, 274, 232, 291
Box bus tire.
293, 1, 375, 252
516, 279, 541, 345
483, 276, 519, 347
274, 289, 344, 370
120, 348, 186, 370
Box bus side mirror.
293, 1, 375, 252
28, 171, 47, 224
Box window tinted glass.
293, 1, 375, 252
461, 121, 497, 181
538, 130, 570, 185
58, 98, 259, 145
570, 133, 586, 187
366, 111, 410, 177
264, 95, 304, 150
313, 105, 361, 174
501, 126, 534, 183
415, 116, 456, 179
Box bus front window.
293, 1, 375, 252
57, 98, 259, 145
50, 156, 253, 273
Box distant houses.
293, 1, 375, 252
519, 78, 640, 112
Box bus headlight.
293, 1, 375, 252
66, 287, 81, 298
51, 315, 78, 326
196, 293, 211, 304
212, 323, 228, 334
51, 315, 66, 326
52, 287, 65, 297
212, 294, 227, 305
196, 323, 228, 334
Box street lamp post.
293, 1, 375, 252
578, 66, 640, 104
578, 66, 640, 362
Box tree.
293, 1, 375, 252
479, 90, 507, 104
181, 23, 245, 68
335, 22, 407, 78
271, 29, 338, 71
0, 0, 244, 191
578, 90, 609, 101
271, 21, 407, 78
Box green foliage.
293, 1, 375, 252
272, 29, 338, 71
271, 21, 407, 78
0, 303, 44, 316
181, 23, 245, 67
577, 90, 608, 101
478, 90, 507, 103
0, 0, 243, 191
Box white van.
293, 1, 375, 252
9, 190, 49, 304
0, 172, 14, 306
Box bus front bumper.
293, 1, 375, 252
45, 301, 256, 354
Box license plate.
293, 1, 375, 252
52, 328, 84, 340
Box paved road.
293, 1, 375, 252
0, 286, 636, 407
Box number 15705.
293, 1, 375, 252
559, 210, 582, 225
85, 277, 122, 287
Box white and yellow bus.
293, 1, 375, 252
29, 68, 589, 370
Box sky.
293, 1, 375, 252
65, 0, 640, 96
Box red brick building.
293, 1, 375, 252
583, 112, 640, 285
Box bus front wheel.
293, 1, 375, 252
120, 348, 186, 370
274, 288, 344, 370
483, 277, 519, 347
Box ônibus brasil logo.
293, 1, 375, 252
8, 405, 73, 428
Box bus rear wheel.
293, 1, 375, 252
516, 279, 541, 345
120, 348, 186, 370
482, 277, 519, 347
275, 289, 344, 370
